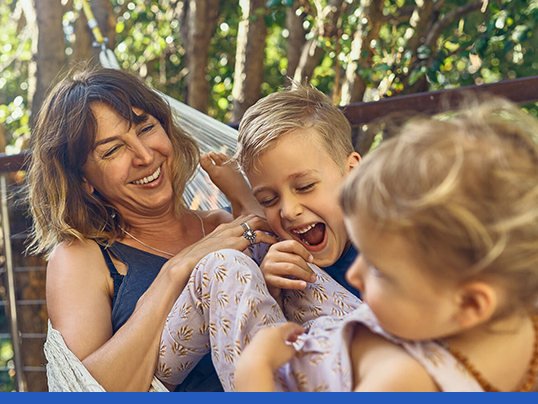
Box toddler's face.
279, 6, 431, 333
246, 129, 359, 267
344, 213, 463, 340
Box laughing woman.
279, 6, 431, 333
26, 67, 274, 391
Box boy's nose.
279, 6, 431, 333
279, 195, 302, 221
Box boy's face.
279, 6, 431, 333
246, 129, 360, 267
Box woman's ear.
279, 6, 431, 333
346, 152, 361, 173
454, 281, 498, 329
82, 178, 95, 194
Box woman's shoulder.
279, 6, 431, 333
48, 238, 109, 281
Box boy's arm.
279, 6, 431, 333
235, 323, 304, 392
200, 152, 264, 218
351, 326, 439, 392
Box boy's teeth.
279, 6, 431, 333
292, 224, 315, 235
133, 166, 161, 185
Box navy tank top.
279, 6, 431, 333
98, 241, 223, 392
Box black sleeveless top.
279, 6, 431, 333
98, 241, 223, 392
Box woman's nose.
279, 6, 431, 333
131, 139, 154, 165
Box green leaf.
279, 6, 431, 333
266, 0, 280, 8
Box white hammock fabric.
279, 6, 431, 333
44, 321, 168, 392
43, 50, 239, 392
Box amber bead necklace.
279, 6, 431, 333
442, 314, 538, 392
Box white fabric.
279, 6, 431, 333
44, 320, 168, 392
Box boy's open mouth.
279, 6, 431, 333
291, 223, 326, 247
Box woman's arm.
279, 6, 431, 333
46, 238, 193, 391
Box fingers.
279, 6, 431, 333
261, 241, 316, 288
264, 274, 310, 290
207, 151, 232, 165
276, 322, 305, 343
200, 151, 232, 167
271, 240, 314, 264
236, 214, 274, 235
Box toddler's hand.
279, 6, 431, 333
235, 323, 305, 391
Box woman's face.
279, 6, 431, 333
82, 102, 175, 219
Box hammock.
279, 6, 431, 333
44, 8, 242, 390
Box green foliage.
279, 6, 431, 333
0, 338, 15, 392
0, 305, 15, 391
0, 0, 33, 154
1, 0, 538, 146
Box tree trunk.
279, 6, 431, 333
185, 0, 221, 113
71, 8, 93, 63
293, 0, 345, 84
31, 0, 65, 123
285, 2, 306, 80
231, 0, 267, 122
340, 0, 384, 105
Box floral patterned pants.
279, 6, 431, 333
156, 249, 360, 391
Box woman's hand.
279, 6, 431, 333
235, 322, 305, 392
166, 214, 278, 280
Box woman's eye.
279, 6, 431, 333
103, 145, 120, 158
139, 124, 155, 135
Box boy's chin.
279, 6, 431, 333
311, 251, 340, 268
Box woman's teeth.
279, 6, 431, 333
132, 166, 161, 185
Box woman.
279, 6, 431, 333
26, 67, 275, 391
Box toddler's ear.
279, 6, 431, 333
454, 281, 497, 329
82, 178, 95, 194
346, 152, 361, 173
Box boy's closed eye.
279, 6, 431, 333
296, 183, 315, 192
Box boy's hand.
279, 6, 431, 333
260, 240, 317, 298
235, 323, 305, 392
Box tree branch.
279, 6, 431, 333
424, 1, 484, 47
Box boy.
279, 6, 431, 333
158, 84, 363, 389
203, 82, 361, 305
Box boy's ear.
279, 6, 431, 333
453, 281, 497, 329
82, 178, 95, 194
345, 152, 361, 173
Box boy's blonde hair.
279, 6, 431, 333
235, 82, 354, 173
340, 97, 538, 317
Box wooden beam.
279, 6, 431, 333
0, 150, 29, 173
342, 75, 538, 125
